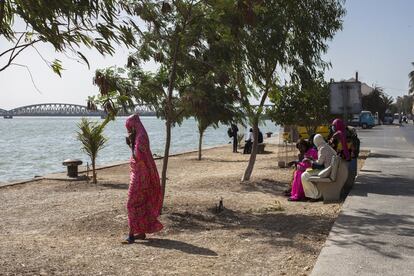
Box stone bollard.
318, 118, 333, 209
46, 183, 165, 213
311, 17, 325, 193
62, 159, 83, 178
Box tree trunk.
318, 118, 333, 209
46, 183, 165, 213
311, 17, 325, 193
160, 34, 181, 207
241, 121, 259, 181
198, 129, 204, 160
92, 158, 97, 184
241, 89, 270, 181
161, 119, 172, 206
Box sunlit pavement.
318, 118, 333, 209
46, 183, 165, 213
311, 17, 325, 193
311, 124, 414, 276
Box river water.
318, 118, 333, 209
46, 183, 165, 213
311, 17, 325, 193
0, 117, 278, 183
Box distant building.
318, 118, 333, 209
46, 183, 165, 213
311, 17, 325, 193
344, 77, 375, 96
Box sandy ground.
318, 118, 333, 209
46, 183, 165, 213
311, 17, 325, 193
0, 143, 367, 276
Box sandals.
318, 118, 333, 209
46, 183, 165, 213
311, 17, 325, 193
122, 235, 135, 244
122, 233, 146, 244
283, 189, 291, 197
288, 197, 305, 202
134, 233, 146, 240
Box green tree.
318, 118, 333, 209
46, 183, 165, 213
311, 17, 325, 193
0, 0, 136, 74
233, 0, 345, 181
409, 62, 414, 94
267, 79, 331, 136
182, 86, 241, 160
77, 118, 109, 184
382, 94, 394, 113
361, 87, 396, 121
178, 11, 242, 160
94, 1, 227, 205
395, 95, 413, 115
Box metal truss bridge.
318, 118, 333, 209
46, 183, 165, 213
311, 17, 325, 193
0, 103, 155, 117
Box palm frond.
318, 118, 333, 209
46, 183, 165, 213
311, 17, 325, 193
76, 118, 109, 183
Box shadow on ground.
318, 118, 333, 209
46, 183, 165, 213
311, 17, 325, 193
141, 238, 218, 256
241, 178, 289, 196
368, 153, 403, 159
166, 207, 334, 254
352, 174, 414, 197
330, 208, 414, 259
100, 182, 129, 190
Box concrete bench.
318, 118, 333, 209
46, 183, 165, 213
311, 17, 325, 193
308, 155, 348, 203
62, 159, 83, 178
257, 143, 266, 154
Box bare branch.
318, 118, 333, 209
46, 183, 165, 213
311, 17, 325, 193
8, 32, 26, 61
31, 45, 52, 67
0, 39, 41, 72
0, 38, 42, 58
10, 63, 43, 94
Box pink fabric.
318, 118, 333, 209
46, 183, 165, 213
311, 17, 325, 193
332, 118, 350, 160
125, 114, 163, 234
290, 148, 318, 200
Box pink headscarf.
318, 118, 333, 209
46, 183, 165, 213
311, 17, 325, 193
332, 118, 350, 160
126, 113, 149, 157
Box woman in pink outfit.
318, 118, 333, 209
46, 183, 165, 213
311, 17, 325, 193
288, 140, 318, 201
124, 114, 163, 244
330, 118, 351, 161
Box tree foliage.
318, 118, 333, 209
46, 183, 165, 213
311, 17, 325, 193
409, 62, 414, 94
232, 0, 345, 181
0, 0, 136, 73
394, 95, 413, 115
92, 0, 345, 196
94, 0, 236, 205
182, 84, 241, 160
361, 87, 394, 121
267, 79, 331, 136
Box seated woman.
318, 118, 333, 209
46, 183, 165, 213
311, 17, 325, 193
301, 134, 337, 201
288, 139, 318, 201
329, 118, 351, 161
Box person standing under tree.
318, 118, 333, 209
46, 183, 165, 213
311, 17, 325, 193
231, 123, 239, 153
243, 128, 254, 154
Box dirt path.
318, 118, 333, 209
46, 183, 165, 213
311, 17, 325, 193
0, 144, 367, 275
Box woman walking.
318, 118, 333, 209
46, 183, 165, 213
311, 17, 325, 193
124, 114, 163, 244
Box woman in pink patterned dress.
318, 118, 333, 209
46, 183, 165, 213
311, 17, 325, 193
124, 114, 163, 244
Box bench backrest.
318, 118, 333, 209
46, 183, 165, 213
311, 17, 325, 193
330, 155, 340, 181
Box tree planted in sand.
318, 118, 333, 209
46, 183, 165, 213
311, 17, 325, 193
77, 118, 109, 184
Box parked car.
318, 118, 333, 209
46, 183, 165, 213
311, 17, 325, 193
383, 113, 394, 124
348, 111, 375, 129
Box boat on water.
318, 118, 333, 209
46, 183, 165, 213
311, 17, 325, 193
3, 115, 13, 119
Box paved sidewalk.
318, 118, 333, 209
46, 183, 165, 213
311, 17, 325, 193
311, 125, 414, 276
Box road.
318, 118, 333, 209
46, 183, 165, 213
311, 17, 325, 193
311, 124, 414, 276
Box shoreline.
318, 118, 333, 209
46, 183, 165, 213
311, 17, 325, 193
0, 143, 226, 188
0, 134, 283, 188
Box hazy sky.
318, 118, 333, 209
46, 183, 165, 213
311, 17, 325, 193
1, 0, 414, 110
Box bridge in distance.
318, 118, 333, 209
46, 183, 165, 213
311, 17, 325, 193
0, 103, 155, 117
